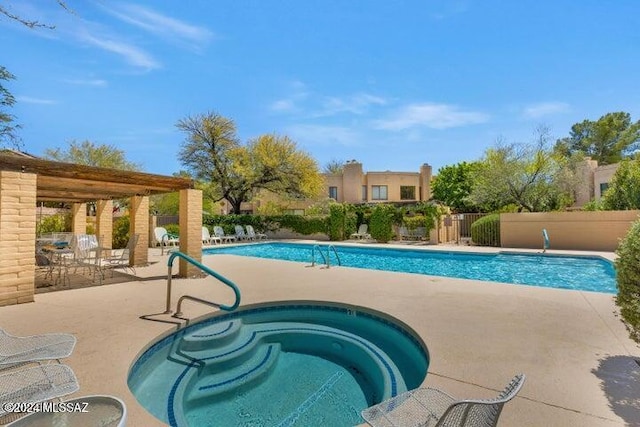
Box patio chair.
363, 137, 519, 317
154, 227, 179, 248
234, 225, 250, 241
202, 226, 221, 245
361, 373, 525, 427
0, 329, 76, 370
0, 364, 79, 417
351, 224, 372, 240
246, 225, 267, 240
213, 226, 236, 243
96, 234, 140, 281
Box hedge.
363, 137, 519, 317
470, 214, 500, 246
615, 219, 640, 343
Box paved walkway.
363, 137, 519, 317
0, 244, 638, 426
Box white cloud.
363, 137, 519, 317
63, 79, 108, 87
16, 96, 57, 105
101, 3, 213, 48
317, 93, 387, 117
375, 103, 489, 130
286, 124, 362, 147
77, 30, 160, 70
523, 102, 570, 119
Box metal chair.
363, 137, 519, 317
361, 374, 526, 427
0, 329, 76, 370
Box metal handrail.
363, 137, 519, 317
310, 244, 328, 267
164, 251, 241, 317
326, 245, 341, 268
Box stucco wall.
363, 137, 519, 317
500, 210, 639, 251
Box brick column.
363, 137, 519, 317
129, 195, 149, 266
71, 203, 87, 234
179, 189, 203, 277
96, 200, 113, 249
0, 171, 37, 306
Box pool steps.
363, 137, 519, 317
172, 320, 406, 421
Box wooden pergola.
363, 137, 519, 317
0, 152, 205, 306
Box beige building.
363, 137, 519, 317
228, 161, 433, 214
574, 157, 620, 207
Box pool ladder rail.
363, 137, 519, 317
309, 244, 341, 268
164, 251, 241, 318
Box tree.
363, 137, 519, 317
44, 140, 140, 170
323, 159, 345, 174
469, 128, 579, 212
0, 66, 20, 149
431, 162, 480, 212
0, 1, 72, 29
554, 112, 640, 165
601, 158, 640, 210
151, 171, 215, 215
177, 112, 323, 214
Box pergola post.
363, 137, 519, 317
96, 200, 113, 249
0, 171, 36, 306
178, 189, 203, 277
71, 203, 87, 234
129, 195, 149, 266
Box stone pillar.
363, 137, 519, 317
0, 171, 37, 306
129, 196, 149, 266
179, 189, 203, 277
96, 200, 113, 249
71, 203, 87, 234
343, 161, 364, 203
149, 215, 157, 247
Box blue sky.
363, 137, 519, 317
2, 1, 640, 176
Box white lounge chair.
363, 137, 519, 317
246, 225, 267, 240
0, 364, 80, 418
202, 227, 221, 245
96, 234, 139, 281
350, 224, 371, 240
361, 374, 526, 427
154, 227, 179, 248
0, 329, 76, 370
213, 226, 236, 243
234, 225, 249, 241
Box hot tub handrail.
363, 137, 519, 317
165, 251, 241, 315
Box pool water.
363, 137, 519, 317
128, 303, 428, 427
204, 242, 617, 293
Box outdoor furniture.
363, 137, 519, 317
234, 225, 250, 241
6, 395, 127, 427
246, 225, 267, 240
96, 234, 140, 281
154, 227, 179, 248
213, 226, 236, 243
361, 374, 526, 427
0, 329, 76, 370
351, 224, 372, 240
202, 227, 221, 245
0, 364, 79, 418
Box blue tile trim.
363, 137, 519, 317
191, 321, 234, 338
198, 345, 274, 391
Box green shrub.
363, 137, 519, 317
203, 214, 328, 236
164, 223, 180, 237
369, 204, 396, 243
37, 214, 70, 235
615, 219, 640, 343
328, 204, 356, 241
403, 215, 425, 230
112, 216, 130, 249
470, 214, 501, 246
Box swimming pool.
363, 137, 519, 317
128, 302, 429, 426
203, 242, 616, 293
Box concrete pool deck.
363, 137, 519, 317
0, 243, 638, 426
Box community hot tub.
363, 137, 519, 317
128, 301, 429, 426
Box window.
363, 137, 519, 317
362, 185, 368, 201
400, 186, 416, 200
329, 186, 338, 200
600, 182, 609, 195
372, 185, 388, 200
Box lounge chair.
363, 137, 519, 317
351, 224, 371, 240
6, 394, 126, 427
96, 234, 140, 280
234, 225, 249, 241
0, 329, 76, 370
361, 374, 526, 427
0, 364, 79, 418
246, 225, 267, 240
213, 226, 236, 243
154, 227, 179, 248
202, 226, 221, 245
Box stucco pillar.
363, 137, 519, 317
71, 203, 87, 234
0, 171, 36, 306
179, 189, 203, 277
129, 195, 149, 266
96, 200, 113, 249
